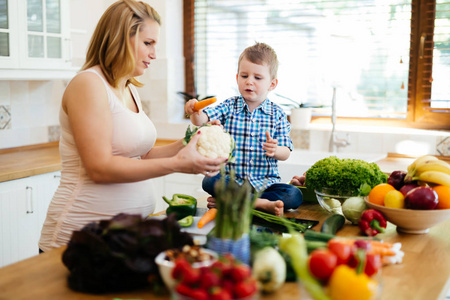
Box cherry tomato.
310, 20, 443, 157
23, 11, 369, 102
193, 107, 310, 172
308, 249, 338, 281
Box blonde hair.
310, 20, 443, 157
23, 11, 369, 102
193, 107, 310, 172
82, 0, 161, 88
238, 42, 278, 79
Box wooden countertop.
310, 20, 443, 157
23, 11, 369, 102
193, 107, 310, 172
0, 203, 449, 300
0, 140, 177, 183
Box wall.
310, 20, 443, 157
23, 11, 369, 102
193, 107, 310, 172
0, 0, 448, 157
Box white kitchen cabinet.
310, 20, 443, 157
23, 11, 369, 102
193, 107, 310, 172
0, 171, 60, 268
0, 0, 73, 79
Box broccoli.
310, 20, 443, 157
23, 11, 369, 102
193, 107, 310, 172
305, 156, 387, 196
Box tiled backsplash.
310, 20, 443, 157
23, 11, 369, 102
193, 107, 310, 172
0, 78, 449, 156
291, 127, 450, 156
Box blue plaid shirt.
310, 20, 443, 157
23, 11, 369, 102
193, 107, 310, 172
204, 96, 293, 191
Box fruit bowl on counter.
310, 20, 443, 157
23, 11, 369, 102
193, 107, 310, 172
364, 199, 450, 234
155, 245, 218, 290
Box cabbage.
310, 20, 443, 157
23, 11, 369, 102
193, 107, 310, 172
342, 196, 368, 225
62, 213, 193, 293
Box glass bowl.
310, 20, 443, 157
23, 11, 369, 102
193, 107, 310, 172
314, 189, 354, 214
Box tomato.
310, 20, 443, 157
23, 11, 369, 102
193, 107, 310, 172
365, 254, 381, 277
308, 249, 338, 281
328, 240, 353, 265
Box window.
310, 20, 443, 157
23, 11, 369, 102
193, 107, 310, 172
183, 0, 450, 130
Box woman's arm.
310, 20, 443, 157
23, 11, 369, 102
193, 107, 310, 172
64, 73, 225, 183
142, 139, 184, 159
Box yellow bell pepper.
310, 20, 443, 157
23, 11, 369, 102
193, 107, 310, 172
328, 265, 378, 300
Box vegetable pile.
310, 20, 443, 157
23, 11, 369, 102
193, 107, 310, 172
62, 213, 193, 293
183, 124, 235, 161
305, 156, 387, 196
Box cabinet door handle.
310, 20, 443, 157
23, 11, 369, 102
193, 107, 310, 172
54, 174, 61, 178
26, 186, 34, 214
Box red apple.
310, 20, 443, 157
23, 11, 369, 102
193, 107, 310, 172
387, 171, 407, 190
405, 186, 438, 210
399, 183, 419, 197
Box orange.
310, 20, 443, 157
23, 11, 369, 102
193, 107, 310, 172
433, 185, 450, 209
368, 183, 395, 206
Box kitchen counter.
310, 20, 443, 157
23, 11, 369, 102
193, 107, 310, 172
0, 203, 449, 300
0, 140, 176, 183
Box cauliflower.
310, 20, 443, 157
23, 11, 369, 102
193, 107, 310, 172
183, 125, 235, 161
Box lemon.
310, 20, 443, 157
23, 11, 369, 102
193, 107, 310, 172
384, 190, 405, 209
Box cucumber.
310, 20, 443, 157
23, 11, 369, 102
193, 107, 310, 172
321, 214, 345, 235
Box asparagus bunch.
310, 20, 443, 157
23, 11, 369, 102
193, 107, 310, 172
213, 169, 259, 240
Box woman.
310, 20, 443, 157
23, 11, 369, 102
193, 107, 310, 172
39, 0, 226, 252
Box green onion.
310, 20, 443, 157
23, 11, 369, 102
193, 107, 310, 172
251, 210, 308, 232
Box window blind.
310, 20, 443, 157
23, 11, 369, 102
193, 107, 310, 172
190, 0, 414, 119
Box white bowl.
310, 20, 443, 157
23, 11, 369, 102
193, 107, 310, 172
154, 248, 218, 290
364, 198, 450, 234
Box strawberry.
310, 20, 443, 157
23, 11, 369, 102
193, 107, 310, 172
200, 269, 220, 290
230, 264, 251, 282
233, 278, 257, 298
210, 286, 232, 300
171, 258, 191, 280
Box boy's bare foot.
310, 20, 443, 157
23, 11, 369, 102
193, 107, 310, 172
206, 196, 216, 209
255, 198, 284, 217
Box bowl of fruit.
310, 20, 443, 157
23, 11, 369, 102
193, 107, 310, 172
170, 253, 258, 300
365, 155, 450, 234
155, 245, 218, 290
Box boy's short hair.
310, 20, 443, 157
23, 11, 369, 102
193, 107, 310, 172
238, 42, 279, 79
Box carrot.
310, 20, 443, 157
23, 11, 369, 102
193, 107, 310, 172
194, 97, 217, 111
198, 208, 218, 228
330, 238, 396, 256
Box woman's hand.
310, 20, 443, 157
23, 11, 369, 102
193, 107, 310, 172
175, 131, 226, 176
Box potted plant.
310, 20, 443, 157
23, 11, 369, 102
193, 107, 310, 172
275, 93, 322, 129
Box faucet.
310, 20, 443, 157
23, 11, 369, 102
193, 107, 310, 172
329, 86, 350, 152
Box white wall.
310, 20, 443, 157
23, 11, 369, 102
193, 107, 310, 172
0, 0, 448, 157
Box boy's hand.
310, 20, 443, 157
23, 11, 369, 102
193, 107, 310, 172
263, 131, 278, 157
185, 98, 199, 115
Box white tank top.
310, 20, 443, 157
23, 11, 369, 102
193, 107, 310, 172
39, 68, 157, 251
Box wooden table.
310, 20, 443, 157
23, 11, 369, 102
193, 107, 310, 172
0, 204, 449, 300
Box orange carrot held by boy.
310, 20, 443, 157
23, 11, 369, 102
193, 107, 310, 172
194, 97, 217, 111
198, 208, 218, 228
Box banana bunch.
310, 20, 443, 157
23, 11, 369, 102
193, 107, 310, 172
406, 155, 450, 186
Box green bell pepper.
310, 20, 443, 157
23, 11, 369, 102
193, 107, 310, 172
163, 194, 197, 220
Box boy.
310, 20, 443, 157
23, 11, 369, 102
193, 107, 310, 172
185, 42, 302, 216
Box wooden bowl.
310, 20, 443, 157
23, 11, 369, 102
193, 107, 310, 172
364, 199, 450, 234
